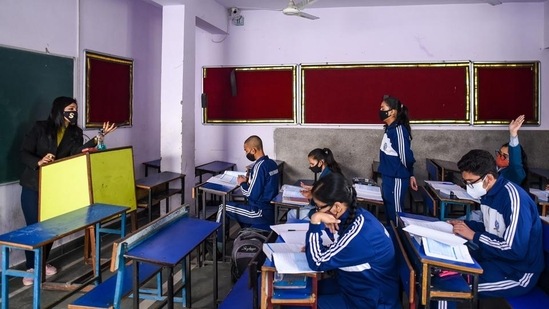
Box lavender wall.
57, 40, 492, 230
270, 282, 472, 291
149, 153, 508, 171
194, 2, 549, 173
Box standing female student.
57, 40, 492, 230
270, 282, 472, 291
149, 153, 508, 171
287, 147, 342, 221
305, 173, 400, 309
378, 95, 417, 225
19, 96, 116, 285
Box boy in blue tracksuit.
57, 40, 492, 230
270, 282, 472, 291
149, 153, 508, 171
378, 95, 418, 225
216, 135, 279, 241
438, 149, 544, 308
305, 173, 399, 309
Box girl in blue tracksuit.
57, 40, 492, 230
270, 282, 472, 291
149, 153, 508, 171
287, 147, 343, 221
378, 95, 417, 225
496, 115, 529, 191
305, 173, 400, 309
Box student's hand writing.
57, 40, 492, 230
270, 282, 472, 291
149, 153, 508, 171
546, 184, 549, 191
509, 115, 525, 137
101, 121, 117, 136
300, 189, 312, 199
448, 220, 474, 240
237, 175, 248, 185
310, 212, 340, 234
38, 153, 55, 166
300, 182, 312, 190
409, 176, 418, 191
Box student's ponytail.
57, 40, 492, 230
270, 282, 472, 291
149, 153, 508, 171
308, 148, 343, 174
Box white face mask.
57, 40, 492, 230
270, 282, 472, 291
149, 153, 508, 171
466, 176, 487, 199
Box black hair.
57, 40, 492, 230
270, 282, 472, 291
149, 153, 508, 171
308, 148, 342, 174
46, 96, 77, 137
245, 135, 264, 151
382, 95, 412, 139
311, 173, 357, 232
500, 142, 530, 190
457, 149, 498, 178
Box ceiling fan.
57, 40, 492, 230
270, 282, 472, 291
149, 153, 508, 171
282, 0, 319, 20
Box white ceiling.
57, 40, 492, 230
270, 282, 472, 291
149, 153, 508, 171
214, 0, 545, 11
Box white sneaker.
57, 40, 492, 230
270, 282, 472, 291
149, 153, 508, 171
22, 269, 34, 286
45, 264, 57, 276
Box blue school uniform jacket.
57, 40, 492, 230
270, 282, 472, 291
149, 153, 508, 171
498, 143, 526, 188
465, 177, 544, 280
240, 155, 279, 208
305, 208, 400, 308
378, 122, 415, 179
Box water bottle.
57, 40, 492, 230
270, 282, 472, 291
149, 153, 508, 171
96, 130, 107, 151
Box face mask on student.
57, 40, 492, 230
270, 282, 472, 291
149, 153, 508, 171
64, 111, 78, 125
246, 151, 255, 162
309, 162, 322, 174
495, 156, 509, 168
379, 110, 390, 121
466, 177, 487, 199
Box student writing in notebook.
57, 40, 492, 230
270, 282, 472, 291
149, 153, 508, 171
304, 173, 399, 309
215, 135, 279, 246
377, 95, 417, 225
437, 149, 543, 308
287, 147, 343, 221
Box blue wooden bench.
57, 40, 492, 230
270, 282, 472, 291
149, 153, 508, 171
70, 205, 220, 309
505, 219, 549, 308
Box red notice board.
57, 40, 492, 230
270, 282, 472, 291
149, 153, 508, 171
202, 66, 296, 123
301, 63, 470, 124
473, 62, 539, 125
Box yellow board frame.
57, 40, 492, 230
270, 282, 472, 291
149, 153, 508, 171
39, 146, 137, 221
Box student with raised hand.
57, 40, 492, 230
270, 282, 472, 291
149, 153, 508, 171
378, 95, 417, 225
496, 114, 529, 191
305, 173, 400, 309
215, 135, 279, 243
19, 96, 116, 286
437, 149, 543, 309
287, 147, 342, 221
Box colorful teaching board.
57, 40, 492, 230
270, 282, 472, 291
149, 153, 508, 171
39, 147, 137, 221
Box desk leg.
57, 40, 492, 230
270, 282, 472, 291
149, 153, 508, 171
167, 266, 174, 309
202, 189, 207, 219
33, 247, 43, 309
425, 264, 432, 309
148, 189, 153, 222
421, 263, 428, 306
222, 195, 227, 260
133, 262, 140, 309
95, 222, 102, 283
472, 274, 479, 309
439, 201, 447, 221
213, 234, 218, 307
1, 246, 9, 309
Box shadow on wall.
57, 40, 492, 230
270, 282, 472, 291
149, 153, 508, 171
274, 128, 549, 185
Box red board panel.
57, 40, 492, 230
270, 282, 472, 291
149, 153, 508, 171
474, 63, 539, 124
302, 64, 469, 124
203, 66, 295, 123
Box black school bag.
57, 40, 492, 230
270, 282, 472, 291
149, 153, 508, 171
231, 228, 268, 282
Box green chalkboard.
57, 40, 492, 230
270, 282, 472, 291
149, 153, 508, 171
0, 46, 74, 184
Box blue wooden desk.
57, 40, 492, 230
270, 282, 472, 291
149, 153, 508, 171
197, 181, 239, 259
0, 204, 128, 309
398, 212, 483, 308
123, 217, 221, 309
424, 181, 476, 221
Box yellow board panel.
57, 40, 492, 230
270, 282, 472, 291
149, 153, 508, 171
39, 153, 91, 221
89, 147, 137, 211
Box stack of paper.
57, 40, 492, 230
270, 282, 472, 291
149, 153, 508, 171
270, 223, 334, 247
401, 216, 474, 264
425, 180, 479, 202
354, 184, 382, 201
205, 170, 246, 187
530, 188, 549, 202
281, 185, 309, 205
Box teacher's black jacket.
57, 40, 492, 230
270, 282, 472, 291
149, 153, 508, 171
20, 121, 96, 191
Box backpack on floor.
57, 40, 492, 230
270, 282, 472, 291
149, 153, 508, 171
231, 228, 268, 282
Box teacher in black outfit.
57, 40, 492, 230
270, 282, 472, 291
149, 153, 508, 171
19, 96, 116, 285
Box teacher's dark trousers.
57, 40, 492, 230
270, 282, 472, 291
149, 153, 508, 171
21, 186, 52, 270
